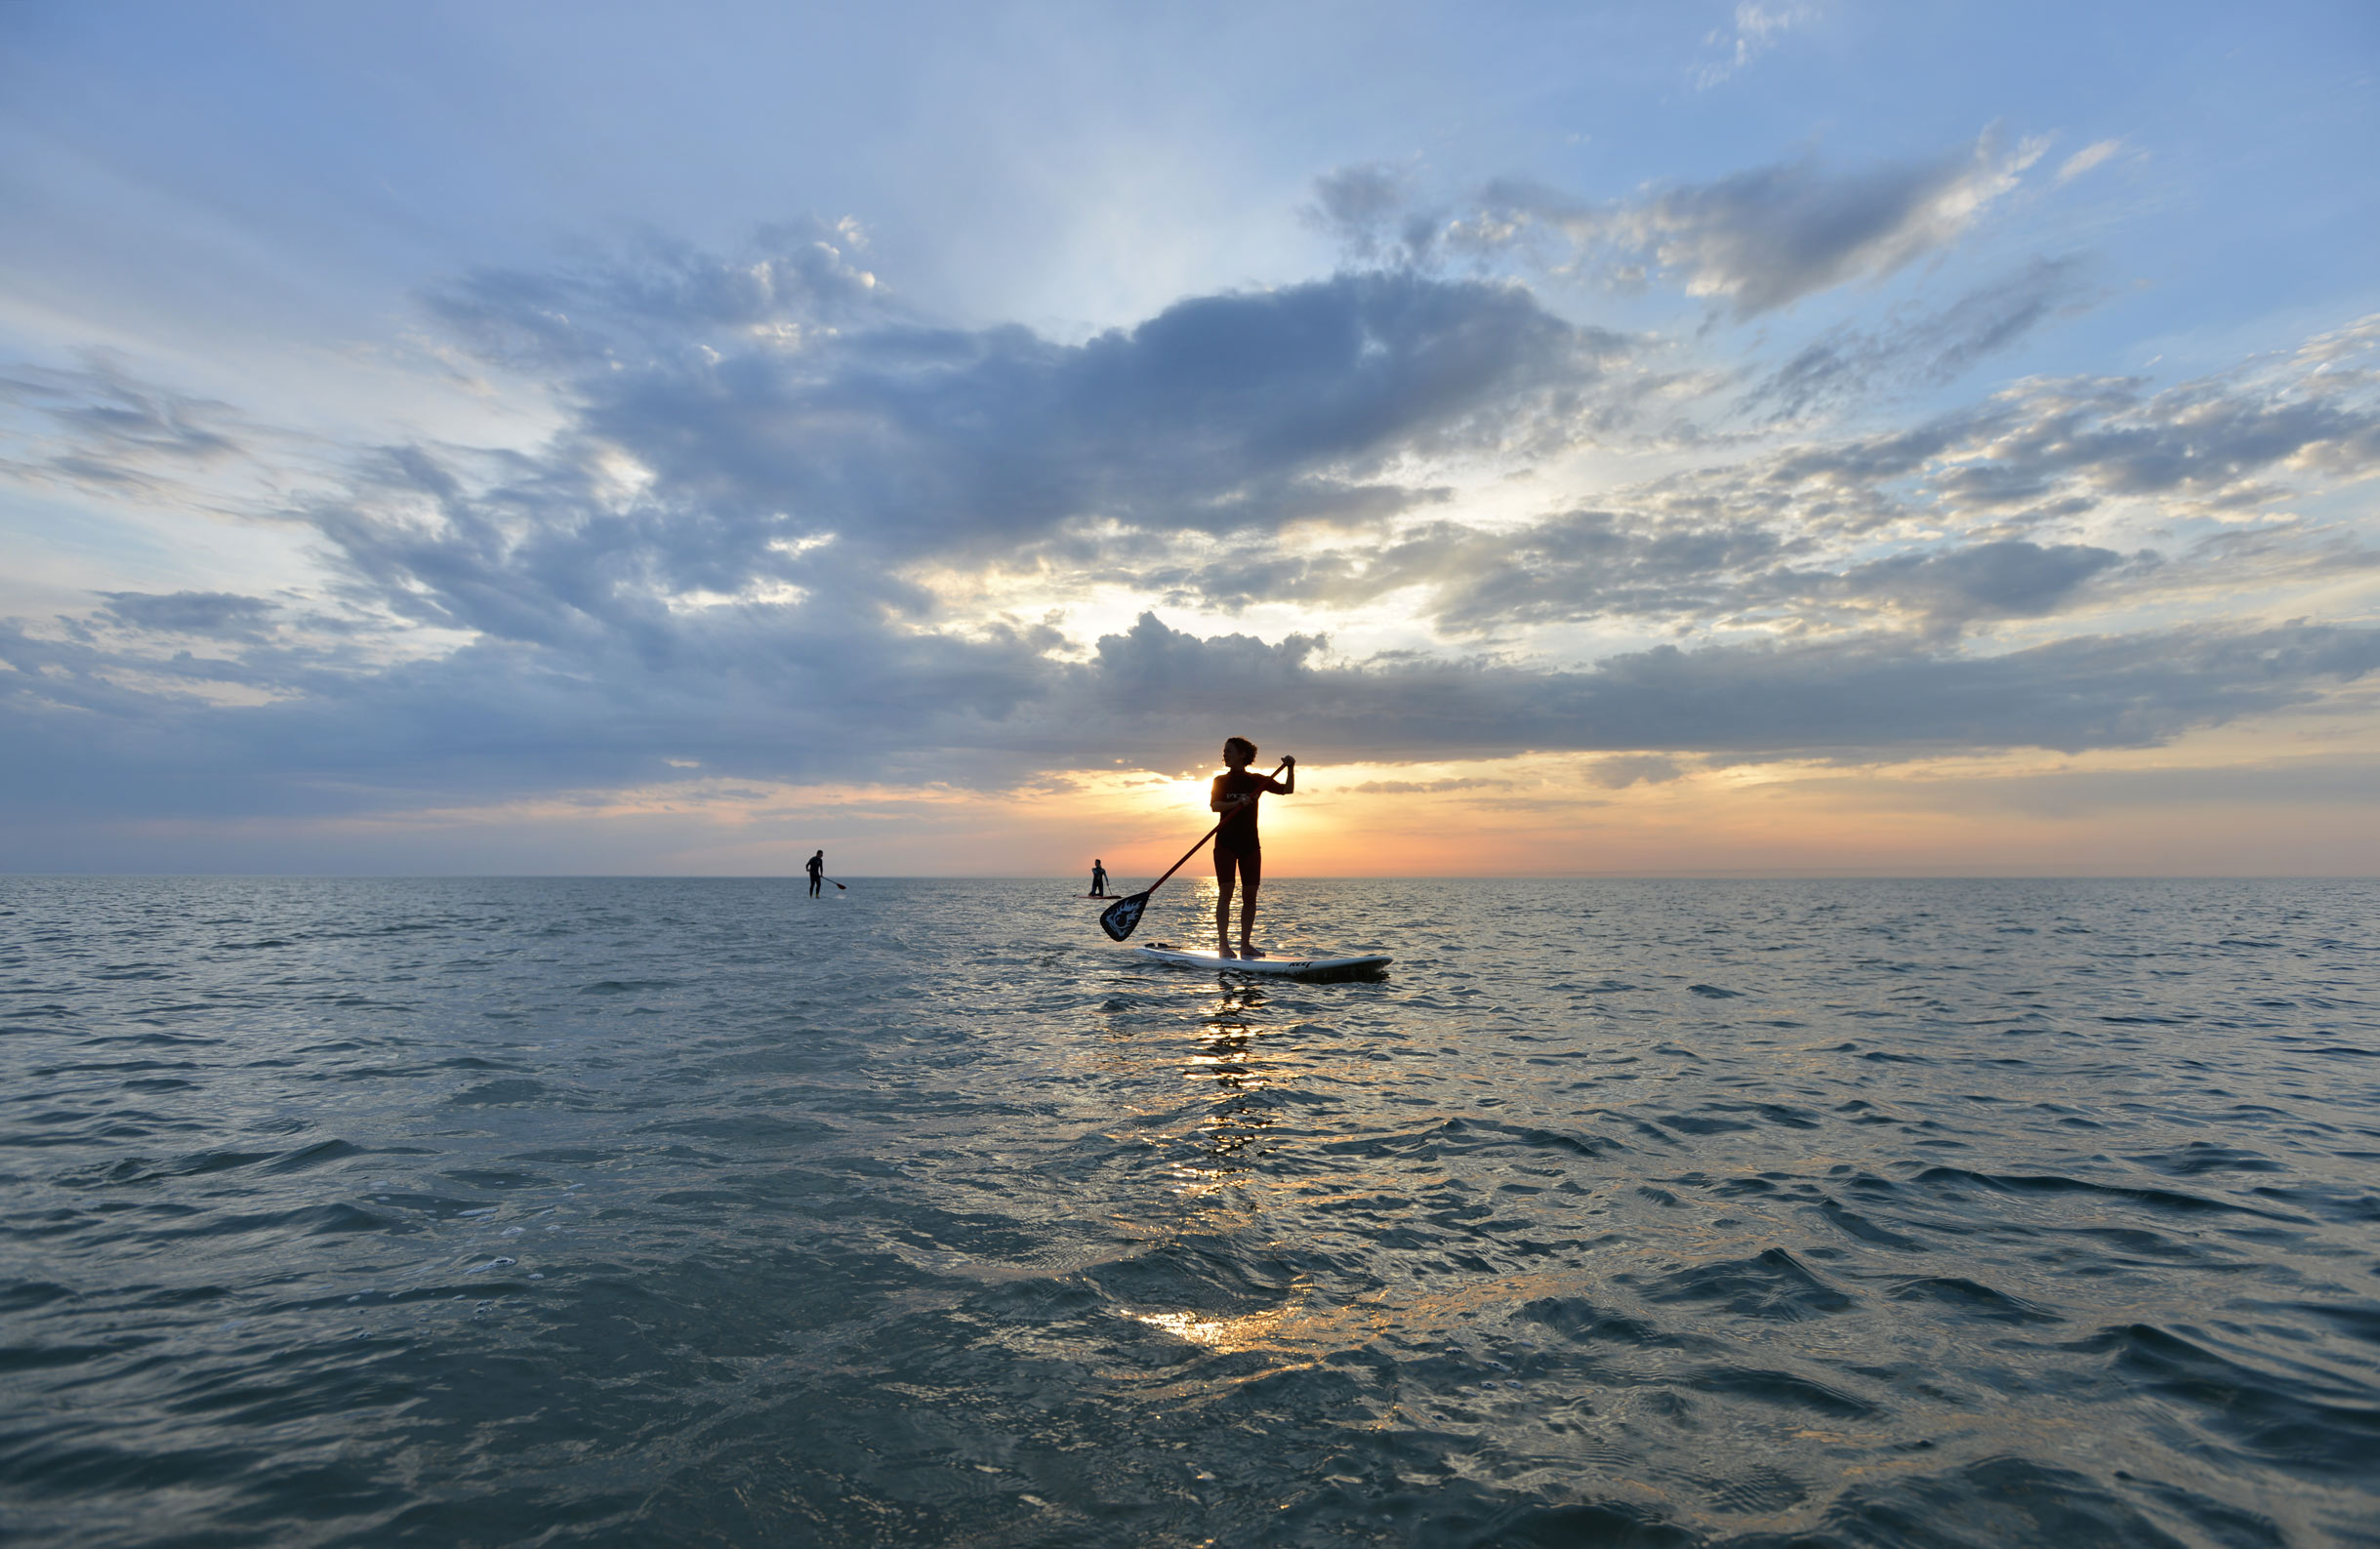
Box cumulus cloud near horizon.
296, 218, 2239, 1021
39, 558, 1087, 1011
5, 213, 2379, 836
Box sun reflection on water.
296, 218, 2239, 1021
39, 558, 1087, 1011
1123, 1306, 1292, 1353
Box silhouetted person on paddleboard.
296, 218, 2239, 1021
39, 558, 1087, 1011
805, 849, 824, 898
1089, 858, 1109, 897
1211, 737, 1293, 958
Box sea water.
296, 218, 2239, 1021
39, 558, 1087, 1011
1, 876, 2375, 1547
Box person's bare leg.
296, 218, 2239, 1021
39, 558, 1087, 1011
1239, 876, 1261, 954
1214, 874, 1235, 956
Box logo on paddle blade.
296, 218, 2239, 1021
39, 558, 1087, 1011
1099, 894, 1145, 942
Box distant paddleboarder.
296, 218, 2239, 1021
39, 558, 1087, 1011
805, 849, 825, 898
1089, 858, 1110, 897
1211, 737, 1293, 958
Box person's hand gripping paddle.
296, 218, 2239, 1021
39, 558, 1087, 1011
1099, 759, 1288, 943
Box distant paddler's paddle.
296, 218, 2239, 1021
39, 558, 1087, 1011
824, 876, 846, 890
1099, 760, 1286, 943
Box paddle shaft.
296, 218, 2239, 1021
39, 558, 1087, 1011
1133, 759, 1289, 899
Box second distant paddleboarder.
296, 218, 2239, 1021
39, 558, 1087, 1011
1088, 858, 1110, 897
1211, 737, 1293, 958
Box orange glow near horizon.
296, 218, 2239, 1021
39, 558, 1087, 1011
127, 695, 2380, 877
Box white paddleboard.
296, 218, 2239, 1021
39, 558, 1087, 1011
1134, 943, 1391, 977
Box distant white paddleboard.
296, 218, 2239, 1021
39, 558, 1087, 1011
1134, 943, 1391, 977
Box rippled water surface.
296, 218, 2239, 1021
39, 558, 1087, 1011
3, 876, 2378, 1547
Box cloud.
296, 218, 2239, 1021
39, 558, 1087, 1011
1087, 610, 1330, 713
1632, 131, 2048, 315
11, 601, 2376, 831
1420, 130, 2048, 317
1348, 776, 1514, 795
0, 354, 256, 503
1588, 754, 1685, 788
427, 261, 1624, 597
1828, 539, 2130, 631
1695, 2, 1818, 89
1055, 613, 2380, 766
1743, 256, 2098, 418
1146, 513, 2131, 639
425, 221, 884, 372
4, 220, 2377, 839
1764, 361, 2380, 519
2056, 139, 2127, 184
97, 591, 280, 640
0, 251, 1635, 831
1024, 314, 2380, 647
1303, 163, 1442, 268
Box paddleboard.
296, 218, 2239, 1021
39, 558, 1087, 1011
1134, 943, 1390, 977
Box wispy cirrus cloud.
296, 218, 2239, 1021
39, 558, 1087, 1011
1317, 129, 2050, 319
2056, 138, 2128, 183
1741, 256, 2101, 419
1695, 2, 1819, 90
0, 355, 258, 504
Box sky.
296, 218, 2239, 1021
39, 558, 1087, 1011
2, 0, 2377, 876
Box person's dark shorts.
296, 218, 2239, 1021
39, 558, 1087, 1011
1214, 841, 1261, 889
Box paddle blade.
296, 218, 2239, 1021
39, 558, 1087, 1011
1099, 892, 1148, 942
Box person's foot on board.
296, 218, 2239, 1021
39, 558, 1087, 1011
1238, 944, 1265, 958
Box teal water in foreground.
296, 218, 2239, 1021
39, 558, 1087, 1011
2, 876, 2376, 1547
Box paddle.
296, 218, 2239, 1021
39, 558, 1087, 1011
823, 876, 846, 890
1099, 760, 1287, 943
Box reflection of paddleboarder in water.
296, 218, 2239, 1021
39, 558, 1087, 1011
1211, 737, 1293, 958
805, 849, 824, 898
1089, 858, 1109, 897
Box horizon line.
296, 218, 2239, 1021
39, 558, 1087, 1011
3, 872, 2374, 883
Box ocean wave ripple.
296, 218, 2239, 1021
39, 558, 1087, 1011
1, 876, 2376, 1547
